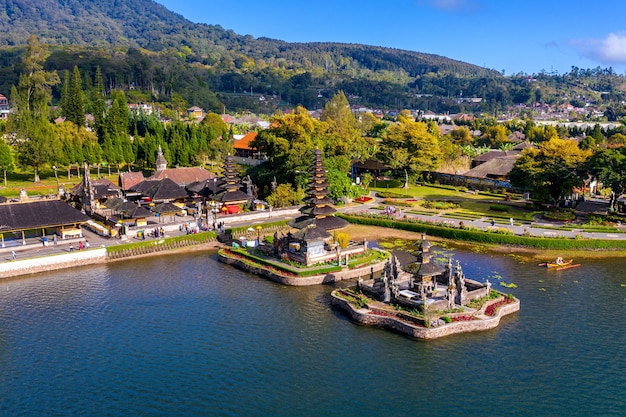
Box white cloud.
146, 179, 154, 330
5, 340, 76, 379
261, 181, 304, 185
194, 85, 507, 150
574, 32, 626, 65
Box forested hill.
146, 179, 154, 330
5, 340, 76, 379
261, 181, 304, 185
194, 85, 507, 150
2, 0, 624, 116
0, 0, 495, 78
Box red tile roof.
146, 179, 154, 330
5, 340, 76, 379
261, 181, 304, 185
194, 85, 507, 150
233, 132, 257, 150
149, 167, 216, 186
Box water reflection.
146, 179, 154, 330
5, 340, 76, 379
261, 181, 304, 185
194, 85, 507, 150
0, 249, 624, 416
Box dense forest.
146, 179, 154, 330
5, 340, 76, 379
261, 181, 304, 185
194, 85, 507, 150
3, 0, 625, 116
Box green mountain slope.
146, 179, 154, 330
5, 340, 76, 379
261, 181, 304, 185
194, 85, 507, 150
0, 0, 496, 78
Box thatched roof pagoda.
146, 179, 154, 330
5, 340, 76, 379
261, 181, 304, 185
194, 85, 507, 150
219, 154, 249, 206
290, 148, 348, 235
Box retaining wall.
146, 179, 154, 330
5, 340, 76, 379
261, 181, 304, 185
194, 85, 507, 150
218, 253, 387, 286
0, 249, 107, 279
331, 293, 520, 340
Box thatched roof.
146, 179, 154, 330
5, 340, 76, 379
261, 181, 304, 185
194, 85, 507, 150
464, 155, 519, 179
292, 225, 331, 241
0, 200, 89, 232
130, 178, 189, 201
152, 202, 183, 215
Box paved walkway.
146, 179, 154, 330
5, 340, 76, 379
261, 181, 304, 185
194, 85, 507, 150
339, 192, 626, 241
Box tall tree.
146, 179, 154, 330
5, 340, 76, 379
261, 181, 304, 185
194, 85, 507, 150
0, 137, 13, 186
11, 36, 60, 182
587, 148, 626, 210
509, 138, 591, 206
381, 110, 442, 188
93, 66, 106, 137
66, 66, 85, 126
18, 35, 60, 117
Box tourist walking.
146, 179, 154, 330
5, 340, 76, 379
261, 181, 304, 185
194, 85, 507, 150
11, 250, 16, 260
510, 218, 514, 227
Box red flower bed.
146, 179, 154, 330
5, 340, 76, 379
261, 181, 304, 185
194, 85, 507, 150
451, 315, 477, 322
355, 196, 374, 203
484, 298, 514, 316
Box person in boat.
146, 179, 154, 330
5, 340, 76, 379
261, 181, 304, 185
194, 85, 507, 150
555, 257, 564, 265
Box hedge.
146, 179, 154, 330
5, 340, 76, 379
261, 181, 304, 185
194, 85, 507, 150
338, 213, 626, 250
106, 231, 218, 254
222, 248, 342, 277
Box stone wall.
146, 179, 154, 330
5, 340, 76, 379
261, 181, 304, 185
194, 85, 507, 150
331, 293, 520, 340
218, 252, 387, 286
0, 249, 107, 279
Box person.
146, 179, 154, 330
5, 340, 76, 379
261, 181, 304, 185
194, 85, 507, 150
53, 234, 58, 246
11, 250, 16, 260
69, 243, 74, 252
85, 240, 90, 249
490, 219, 495, 228
556, 257, 564, 265
509, 218, 514, 227
78, 241, 83, 251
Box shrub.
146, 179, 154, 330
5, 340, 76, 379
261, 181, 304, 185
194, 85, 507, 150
543, 210, 576, 222
335, 232, 350, 249
377, 191, 413, 199
420, 200, 459, 210
489, 204, 509, 212
441, 316, 452, 323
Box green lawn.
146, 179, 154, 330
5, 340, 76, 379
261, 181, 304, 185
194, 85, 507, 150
0, 168, 120, 197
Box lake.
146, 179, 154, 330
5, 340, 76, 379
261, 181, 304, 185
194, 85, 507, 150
0, 246, 624, 416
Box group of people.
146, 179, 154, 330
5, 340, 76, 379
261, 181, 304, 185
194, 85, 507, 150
69, 240, 90, 252
383, 206, 398, 215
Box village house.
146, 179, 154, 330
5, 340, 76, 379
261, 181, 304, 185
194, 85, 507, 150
0, 93, 10, 119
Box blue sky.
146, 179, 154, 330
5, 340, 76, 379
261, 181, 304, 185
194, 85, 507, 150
154, 0, 626, 75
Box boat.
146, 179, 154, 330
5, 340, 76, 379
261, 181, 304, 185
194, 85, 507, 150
547, 259, 573, 268
539, 258, 574, 268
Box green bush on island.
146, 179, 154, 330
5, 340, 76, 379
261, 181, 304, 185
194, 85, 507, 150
347, 249, 389, 269
221, 248, 342, 277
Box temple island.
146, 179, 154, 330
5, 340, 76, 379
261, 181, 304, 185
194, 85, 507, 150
331, 236, 520, 340
218, 148, 389, 285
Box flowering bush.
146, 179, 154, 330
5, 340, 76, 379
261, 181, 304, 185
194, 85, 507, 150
354, 196, 374, 203
484, 297, 515, 316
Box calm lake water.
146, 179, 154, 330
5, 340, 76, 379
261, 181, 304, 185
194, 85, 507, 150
0, 246, 625, 417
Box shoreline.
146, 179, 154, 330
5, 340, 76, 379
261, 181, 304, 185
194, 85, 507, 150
3, 222, 624, 280
330, 290, 521, 340
342, 224, 626, 261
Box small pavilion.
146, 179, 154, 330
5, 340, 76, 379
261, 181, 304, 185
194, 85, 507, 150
0, 199, 90, 247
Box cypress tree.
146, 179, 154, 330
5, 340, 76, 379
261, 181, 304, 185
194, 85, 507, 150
67, 66, 85, 127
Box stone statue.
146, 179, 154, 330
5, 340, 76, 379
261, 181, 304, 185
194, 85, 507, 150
244, 175, 254, 198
